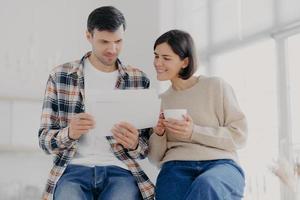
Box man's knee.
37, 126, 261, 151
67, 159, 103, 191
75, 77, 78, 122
54, 181, 86, 200
101, 178, 142, 200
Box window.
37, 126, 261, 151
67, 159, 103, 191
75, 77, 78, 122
210, 39, 280, 200
287, 34, 300, 146
287, 34, 300, 163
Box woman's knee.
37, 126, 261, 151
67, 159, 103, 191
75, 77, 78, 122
186, 174, 244, 200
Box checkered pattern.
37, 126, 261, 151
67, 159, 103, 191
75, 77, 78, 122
39, 52, 154, 200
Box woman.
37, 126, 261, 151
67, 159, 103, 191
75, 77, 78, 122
148, 29, 248, 200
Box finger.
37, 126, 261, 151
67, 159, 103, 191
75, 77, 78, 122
159, 112, 165, 119
167, 126, 187, 136
75, 124, 94, 130
75, 115, 95, 126
75, 129, 89, 134
122, 128, 137, 141
74, 124, 94, 130
155, 127, 165, 134
72, 117, 95, 128
165, 127, 182, 136
117, 123, 138, 137
77, 120, 95, 127
158, 118, 165, 124
118, 122, 136, 132
172, 120, 187, 126
183, 114, 193, 122
119, 127, 138, 144
111, 126, 132, 140
112, 124, 129, 136
78, 116, 95, 124
74, 113, 94, 120
165, 118, 185, 125
113, 134, 127, 147
112, 125, 138, 148
157, 123, 164, 128
165, 125, 183, 133
113, 132, 132, 147
76, 127, 91, 131
111, 126, 123, 136
163, 121, 185, 131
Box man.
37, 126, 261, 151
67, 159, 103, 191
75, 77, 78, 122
38, 6, 154, 200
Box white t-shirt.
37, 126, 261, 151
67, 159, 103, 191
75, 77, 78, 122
70, 59, 128, 169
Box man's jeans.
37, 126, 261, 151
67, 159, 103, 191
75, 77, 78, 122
155, 159, 245, 200
54, 164, 142, 200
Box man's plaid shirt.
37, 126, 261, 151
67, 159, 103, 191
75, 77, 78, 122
38, 52, 155, 200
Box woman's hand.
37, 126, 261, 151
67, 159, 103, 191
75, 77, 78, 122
163, 114, 193, 140
153, 112, 166, 136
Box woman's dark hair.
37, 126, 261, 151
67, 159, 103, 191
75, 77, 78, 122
87, 6, 126, 34
154, 29, 197, 80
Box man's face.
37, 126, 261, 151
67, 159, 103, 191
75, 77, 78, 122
86, 26, 124, 67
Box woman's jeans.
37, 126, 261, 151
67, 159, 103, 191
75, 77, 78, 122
155, 159, 245, 200
54, 164, 142, 200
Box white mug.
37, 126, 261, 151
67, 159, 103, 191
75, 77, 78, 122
163, 109, 187, 120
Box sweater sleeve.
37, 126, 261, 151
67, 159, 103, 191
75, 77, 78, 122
191, 79, 248, 151
148, 131, 167, 166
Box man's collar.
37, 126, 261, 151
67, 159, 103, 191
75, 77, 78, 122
68, 51, 128, 79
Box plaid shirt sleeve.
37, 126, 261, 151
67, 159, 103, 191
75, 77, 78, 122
38, 74, 76, 155
126, 128, 152, 159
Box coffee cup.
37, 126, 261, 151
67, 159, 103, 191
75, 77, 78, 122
163, 109, 187, 120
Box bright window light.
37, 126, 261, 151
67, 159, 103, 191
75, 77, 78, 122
210, 39, 280, 200
287, 34, 300, 147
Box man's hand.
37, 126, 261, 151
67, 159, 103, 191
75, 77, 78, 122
69, 113, 95, 140
111, 122, 139, 150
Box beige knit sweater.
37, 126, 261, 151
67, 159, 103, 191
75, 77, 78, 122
148, 76, 248, 167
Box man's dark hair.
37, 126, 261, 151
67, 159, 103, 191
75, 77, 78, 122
154, 29, 197, 80
87, 6, 126, 34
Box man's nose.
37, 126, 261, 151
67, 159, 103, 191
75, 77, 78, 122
107, 43, 117, 54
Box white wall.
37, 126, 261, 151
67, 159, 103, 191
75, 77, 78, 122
0, 0, 161, 146
0, 0, 159, 99
0, 1, 160, 199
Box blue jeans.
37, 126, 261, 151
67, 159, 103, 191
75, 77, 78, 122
54, 164, 142, 200
155, 159, 245, 200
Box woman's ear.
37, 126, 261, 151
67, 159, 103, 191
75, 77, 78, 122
182, 57, 189, 69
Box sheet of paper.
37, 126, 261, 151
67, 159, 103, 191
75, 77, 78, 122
85, 89, 161, 136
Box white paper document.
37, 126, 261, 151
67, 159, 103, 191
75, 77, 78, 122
86, 89, 161, 136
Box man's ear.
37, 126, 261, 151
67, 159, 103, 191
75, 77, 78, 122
86, 30, 92, 42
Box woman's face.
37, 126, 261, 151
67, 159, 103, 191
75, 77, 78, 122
154, 42, 188, 81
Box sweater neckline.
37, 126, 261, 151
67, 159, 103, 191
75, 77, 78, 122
169, 76, 202, 93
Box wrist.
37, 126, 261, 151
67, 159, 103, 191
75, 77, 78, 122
155, 130, 165, 136
68, 128, 77, 140
132, 143, 139, 150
